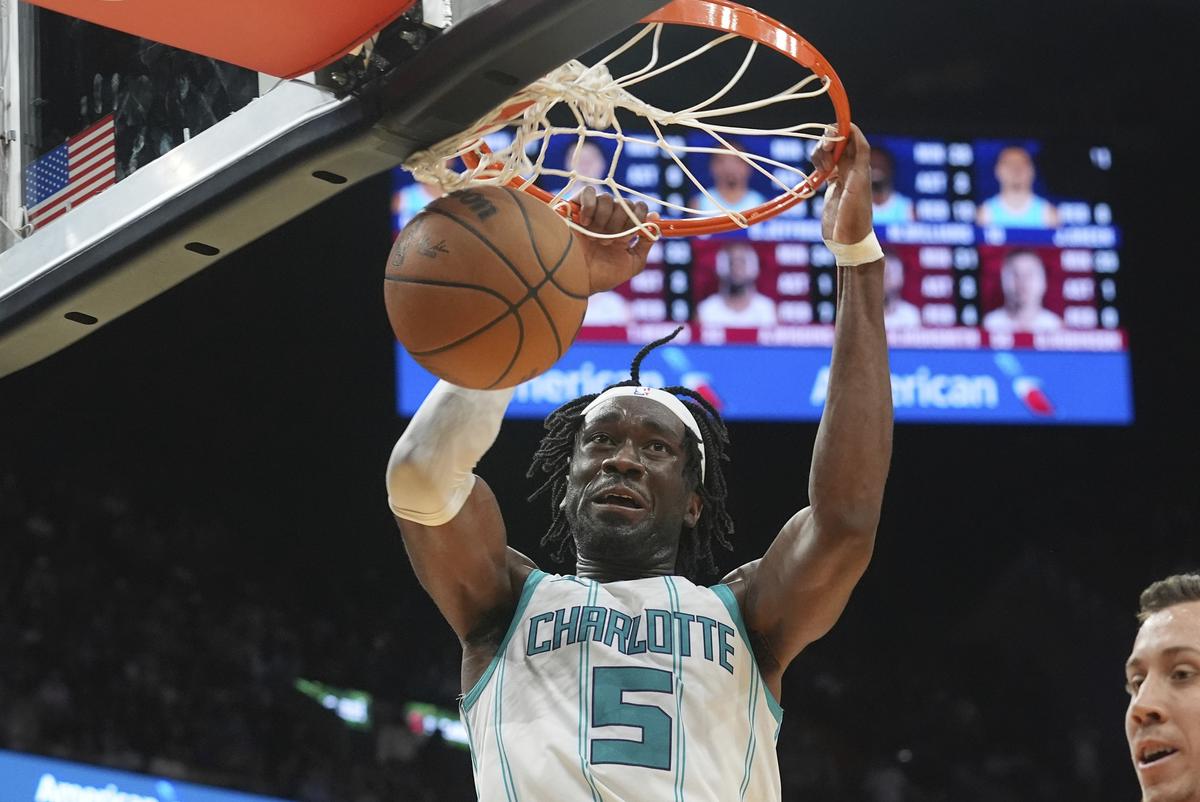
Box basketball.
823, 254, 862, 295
384, 186, 590, 389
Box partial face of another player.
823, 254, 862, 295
1125, 601, 1200, 802
710, 152, 752, 190
870, 150, 895, 195
567, 141, 608, 182
721, 245, 759, 293
563, 396, 701, 564
884, 253, 905, 302
1003, 252, 1047, 310
995, 147, 1036, 193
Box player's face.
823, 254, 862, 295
995, 148, 1035, 192
870, 151, 893, 193
1005, 253, 1047, 308
710, 153, 751, 188
726, 248, 757, 288
1125, 601, 1200, 802
563, 396, 702, 567
568, 143, 607, 181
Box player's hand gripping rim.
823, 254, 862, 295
575, 186, 661, 295
812, 123, 875, 248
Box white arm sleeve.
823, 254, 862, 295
385, 380, 515, 526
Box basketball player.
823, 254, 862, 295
690, 140, 767, 214
976, 145, 1059, 229
1125, 573, 1200, 802
385, 124, 892, 799
696, 241, 777, 327
882, 251, 921, 331
870, 145, 914, 225
981, 249, 1064, 333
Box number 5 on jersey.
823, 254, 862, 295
591, 666, 674, 770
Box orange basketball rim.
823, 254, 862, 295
462, 0, 852, 238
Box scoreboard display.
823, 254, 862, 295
393, 133, 1132, 425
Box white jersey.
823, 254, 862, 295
460, 570, 784, 801
695, 293, 777, 328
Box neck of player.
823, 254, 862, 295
574, 549, 678, 583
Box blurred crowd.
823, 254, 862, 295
0, 466, 1131, 801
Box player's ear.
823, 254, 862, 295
684, 491, 703, 529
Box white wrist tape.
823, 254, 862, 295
386, 380, 514, 526
824, 229, 884, 267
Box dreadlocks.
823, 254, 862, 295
526, 328, 734, 583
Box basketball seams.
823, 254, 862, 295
536, 228, 589, 358
537, 209, 590, 301
422, 206, 535, 293
389, 267, 553, 376
418, 201, 565, 365
488, 306, 525, 390
415, 313, 522, 389
505, 188, 590, 301
385, 276, 517, 356
501, 189, 565, 360
384, 274, 517, 309
504, 190, 597, 366
404, 309, 512, 359
502, 187, 553, 275
531, 296, 562, 360
387, 186, 589, 389
390, 209, 533, 372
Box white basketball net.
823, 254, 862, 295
404, 21, 842, 239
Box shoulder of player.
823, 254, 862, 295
506, 548, 539, 598
460, 552, 538, 651
751, 294, 776, 311
717, 558, 761, 607
715, 560, 785, 685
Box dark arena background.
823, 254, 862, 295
2, 0, 1199, 800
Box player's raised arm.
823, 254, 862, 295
386, 190, 656, 644
730, 124, 894, 675
387, 383, 523, 643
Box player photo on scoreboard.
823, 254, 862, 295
681, 133, 806, 220
691, 238, 786, 329
978, 246, 1072, 333
533, 133, 668, 219
579, 240, 669, 331
973, 140, 1060, 230
879, 247, 924, 331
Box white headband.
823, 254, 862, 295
581, 386, 706, 480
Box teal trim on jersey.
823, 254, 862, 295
460, 702, 480, 772
460, 700, 483, 799
738, 667, 760, 799
461, 569, 548, 713
664, 577, 687, 802
494, 644, 519, 801
709, 583, 785, 725
577, 582, 602, 801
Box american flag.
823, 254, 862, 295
24, 114, 117, 231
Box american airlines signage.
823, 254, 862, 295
809, 365, 1000, 410
0, 750, 291, 802
397, 343, 1132, 425
33, 774, 160, 802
